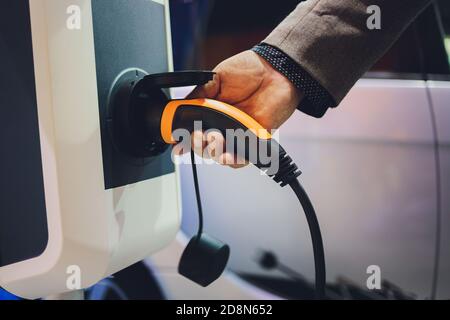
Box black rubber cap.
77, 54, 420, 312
178, 233, 230, 287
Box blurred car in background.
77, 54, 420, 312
3, 0, 448, 301
152, 0, 450, 300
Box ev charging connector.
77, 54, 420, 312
108, 71, 327, 297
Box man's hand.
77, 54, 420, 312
180, 50, 303, 168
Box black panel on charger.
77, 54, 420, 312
0, 0, 49, 267
91, 0, 175, 189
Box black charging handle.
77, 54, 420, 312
109, 71, 215, 157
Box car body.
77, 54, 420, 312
148, 0, 450, 300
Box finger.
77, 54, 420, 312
187, 73, 221, 99
205, 131, 249, 168
205, 130, 225, 161
172, 143, 188, 156
232, 154, 249, 168
191, 130, 210, 160
217, 152, 248, 169
229, 152, 249, 168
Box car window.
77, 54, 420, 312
196, 0, 299, 70
367, 22, 424, 78
172, 1, 450, 78
369, 3, 450, 79
438, 0, 450, 66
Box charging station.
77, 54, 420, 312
0, 0, 180, 299
1, 0, 327, 300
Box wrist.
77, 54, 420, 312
258, 52, 304, 107
252, 43, 335, 118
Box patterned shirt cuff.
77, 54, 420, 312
252, 43, 336, 118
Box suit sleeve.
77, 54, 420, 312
257, 0, 432, 117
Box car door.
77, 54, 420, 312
426, 0, 450, 300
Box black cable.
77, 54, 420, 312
191, 150, 204, 238
190, 144, 325, 298
289, 179, 326, 299
266, 145, 326, 299
425, 85, 442, 300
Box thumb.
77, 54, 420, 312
187, 73, 221, 99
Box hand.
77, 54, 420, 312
178, 50, 303, 168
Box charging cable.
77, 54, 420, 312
189, 146, 326, 299
191, 150, 204, 239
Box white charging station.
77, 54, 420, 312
0, 0, 180, 299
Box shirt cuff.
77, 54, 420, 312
252, 43, 336, 118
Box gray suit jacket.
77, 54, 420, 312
264, 0, 432, 106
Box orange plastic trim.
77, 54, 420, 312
160, 98, 272, 144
